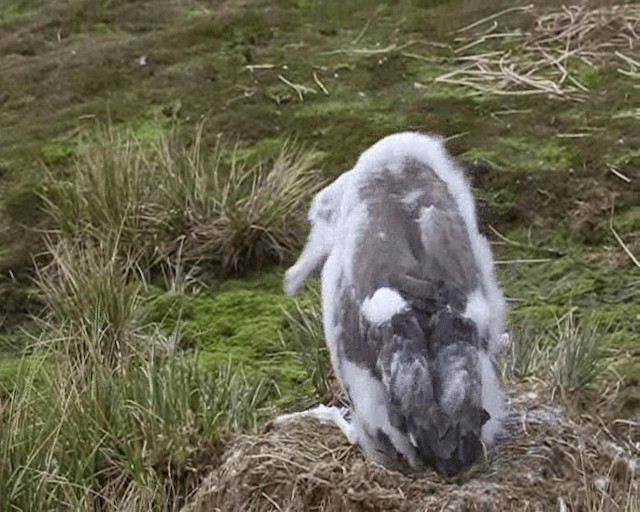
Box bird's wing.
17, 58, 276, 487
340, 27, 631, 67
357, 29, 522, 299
361, 282, 490, 475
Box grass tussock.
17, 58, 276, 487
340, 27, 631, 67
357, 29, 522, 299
156, 127, 325, 272
551, 310, 616, 392
282, 290, 342, 404
506, 311, 618, 393
0, 235, 276, 512
0, 354, 273, 512
41, 128, 155, 260
42, 122, 325, 276
504, 320, 551, 382
34, 236, 147, 364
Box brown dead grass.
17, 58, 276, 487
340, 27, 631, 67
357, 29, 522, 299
183, 384, 639, 512
440, 3, 640, 101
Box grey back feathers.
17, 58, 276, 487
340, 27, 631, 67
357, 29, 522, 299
284, 132, 510, 476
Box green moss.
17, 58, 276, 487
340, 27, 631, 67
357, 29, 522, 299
38, 107, 171, 170
214, 268, 285, 292
114, 107, 172, 144
463, 136, 573, 173
222, 136, 288, 166
40, 141, 76, 167
570, 63, 604, 89
145, 290, 193, 328
187, 290, 283, 355
165, 269, 311, 403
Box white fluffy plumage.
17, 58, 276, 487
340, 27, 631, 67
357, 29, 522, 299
282, 132, 512, 474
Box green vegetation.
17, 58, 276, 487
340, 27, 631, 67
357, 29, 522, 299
0, 0, 35, 23
282, 288, 334, 403
180, 274, 311, 400
462, 136, 574, 173
550, 311, 616, 391
0, 233, 278, 510
40, 140, 77, 167
0, 0, 638, 509
41, 123, 323, 273
497, 225, 638, 400
0, 353, 272, 510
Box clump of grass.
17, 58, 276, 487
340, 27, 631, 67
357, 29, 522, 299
506, 309, 617, 390
41, 125, 155, 262
0, 351, 273, 511
34, 236, 147, 365
0, 233, 275, 511
281, 290, 335, 403
551, 310, 615, 391
41, 121, 325, 276
155, 125, 325, 272
505, 320, 551, 381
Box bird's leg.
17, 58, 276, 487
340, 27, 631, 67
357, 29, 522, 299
274, 404, 356, 444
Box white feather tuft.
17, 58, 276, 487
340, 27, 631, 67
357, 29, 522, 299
361, 288, 409, 325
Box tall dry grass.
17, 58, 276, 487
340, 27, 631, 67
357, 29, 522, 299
154, 127, 324, 272
0, 120, 326, 511
41, 122, 325, 276
0, 236, 275, 512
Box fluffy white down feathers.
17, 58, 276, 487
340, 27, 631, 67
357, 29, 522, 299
282, 131, 510, 474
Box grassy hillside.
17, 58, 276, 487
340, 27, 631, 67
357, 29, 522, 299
0, 0, 638, 510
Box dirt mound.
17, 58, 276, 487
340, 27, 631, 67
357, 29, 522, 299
183, 389, 638, 512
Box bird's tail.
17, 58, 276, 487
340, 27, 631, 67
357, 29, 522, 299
377, 306, 492, 475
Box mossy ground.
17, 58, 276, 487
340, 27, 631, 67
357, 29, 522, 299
0, 0, 638, 408
146, 269, 314, 405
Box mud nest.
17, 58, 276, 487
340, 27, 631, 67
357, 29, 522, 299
184, 389, 638, 512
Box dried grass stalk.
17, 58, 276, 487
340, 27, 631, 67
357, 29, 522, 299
438, 4, 640, 101
184, 385, 639, 512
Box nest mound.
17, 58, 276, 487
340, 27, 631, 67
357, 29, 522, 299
184, 390, 638, 512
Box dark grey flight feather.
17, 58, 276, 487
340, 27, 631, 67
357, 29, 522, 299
369, 291, 490, 476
